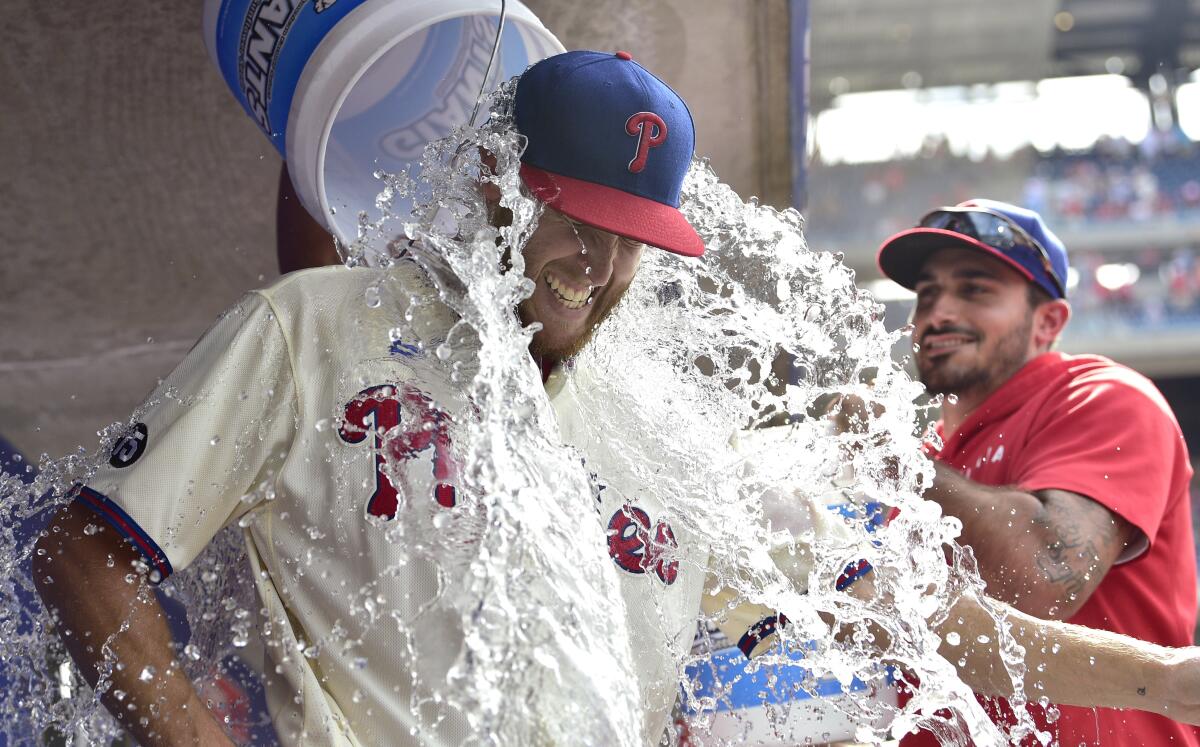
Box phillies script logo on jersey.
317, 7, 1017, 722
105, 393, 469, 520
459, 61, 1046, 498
606, 504, 679, 584
625, 112, 668, 174
339, 385, 456, 519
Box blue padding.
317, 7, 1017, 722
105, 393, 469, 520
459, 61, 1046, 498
827, 499, 888, 532
682, 644, 886, 714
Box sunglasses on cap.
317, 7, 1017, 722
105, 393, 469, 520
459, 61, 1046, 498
918, 207, 1066, 299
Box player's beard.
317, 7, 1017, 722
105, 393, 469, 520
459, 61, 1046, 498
520, 278, 633, 364
917, 310, 1033, 400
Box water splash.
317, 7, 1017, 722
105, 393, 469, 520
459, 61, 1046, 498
0, 76, 1044, 746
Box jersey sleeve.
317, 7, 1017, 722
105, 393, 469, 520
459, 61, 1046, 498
1014, 372, 1182, 562
76, 291, 297, 580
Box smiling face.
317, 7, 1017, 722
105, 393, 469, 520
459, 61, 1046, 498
911, 247, 1047, 401
518, 208, 644, 363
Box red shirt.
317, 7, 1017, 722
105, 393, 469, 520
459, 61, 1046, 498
902, 352, 1199, 746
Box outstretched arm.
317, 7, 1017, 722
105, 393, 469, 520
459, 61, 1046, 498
845, 576, 1200, 724
939, 590, 1198, 722
33, 502, 233, 746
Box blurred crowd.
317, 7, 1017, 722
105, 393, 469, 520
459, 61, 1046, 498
806, 130, 1200, 335
806, 137, 1021, 247
1068, 246, 1200, 336
1024, 130, 1200, 226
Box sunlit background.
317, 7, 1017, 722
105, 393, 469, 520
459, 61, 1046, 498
802, 0, 1200, 380
793, 0, 1200, 610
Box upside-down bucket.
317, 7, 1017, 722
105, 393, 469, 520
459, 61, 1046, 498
203, 0, 564, 251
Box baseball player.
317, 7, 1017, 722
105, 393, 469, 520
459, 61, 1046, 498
31, 51, 1200, 747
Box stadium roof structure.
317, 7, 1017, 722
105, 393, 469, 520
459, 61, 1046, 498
810, 0, 1200, 111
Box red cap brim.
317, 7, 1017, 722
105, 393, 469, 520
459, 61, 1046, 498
519, 164, 705, 257
876, 227, 1036, 289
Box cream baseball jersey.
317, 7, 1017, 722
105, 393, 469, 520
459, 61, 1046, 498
79, 263, 478, 745
76, 262, 867, 745
545, 366, 709, 742
547, 376, 878, 743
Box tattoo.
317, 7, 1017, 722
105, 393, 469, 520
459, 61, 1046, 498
1031, 492, 1124, 606
1137, 687, 1147, 696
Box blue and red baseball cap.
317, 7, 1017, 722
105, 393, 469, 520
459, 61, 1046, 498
514, 50, 705, 257
877, 199, 1069, 300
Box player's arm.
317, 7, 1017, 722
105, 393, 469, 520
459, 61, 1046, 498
845, 576, 1200, 723
33, 502, 233, 746
925, 464, 1133, 619
940, 589, 1200, 722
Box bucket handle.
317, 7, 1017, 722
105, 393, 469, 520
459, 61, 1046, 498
468, 0, 507, 128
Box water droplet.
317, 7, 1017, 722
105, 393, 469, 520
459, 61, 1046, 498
365, 286, 382, 308
435, 344, 452, 360
946, 394, 959, 404
138, 666, 156, 683
944, 631, 960, 646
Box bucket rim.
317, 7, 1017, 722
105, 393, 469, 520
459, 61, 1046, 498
285, 0, 565, 246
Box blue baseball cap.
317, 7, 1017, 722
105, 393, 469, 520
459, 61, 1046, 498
877, 198, 1069, 300
514, 50, 705, 257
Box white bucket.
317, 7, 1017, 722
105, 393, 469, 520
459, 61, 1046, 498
202, 0, 563, 250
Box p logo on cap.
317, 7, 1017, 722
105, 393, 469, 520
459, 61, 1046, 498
625, 112, 668, 173
514, 49, 705, 257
